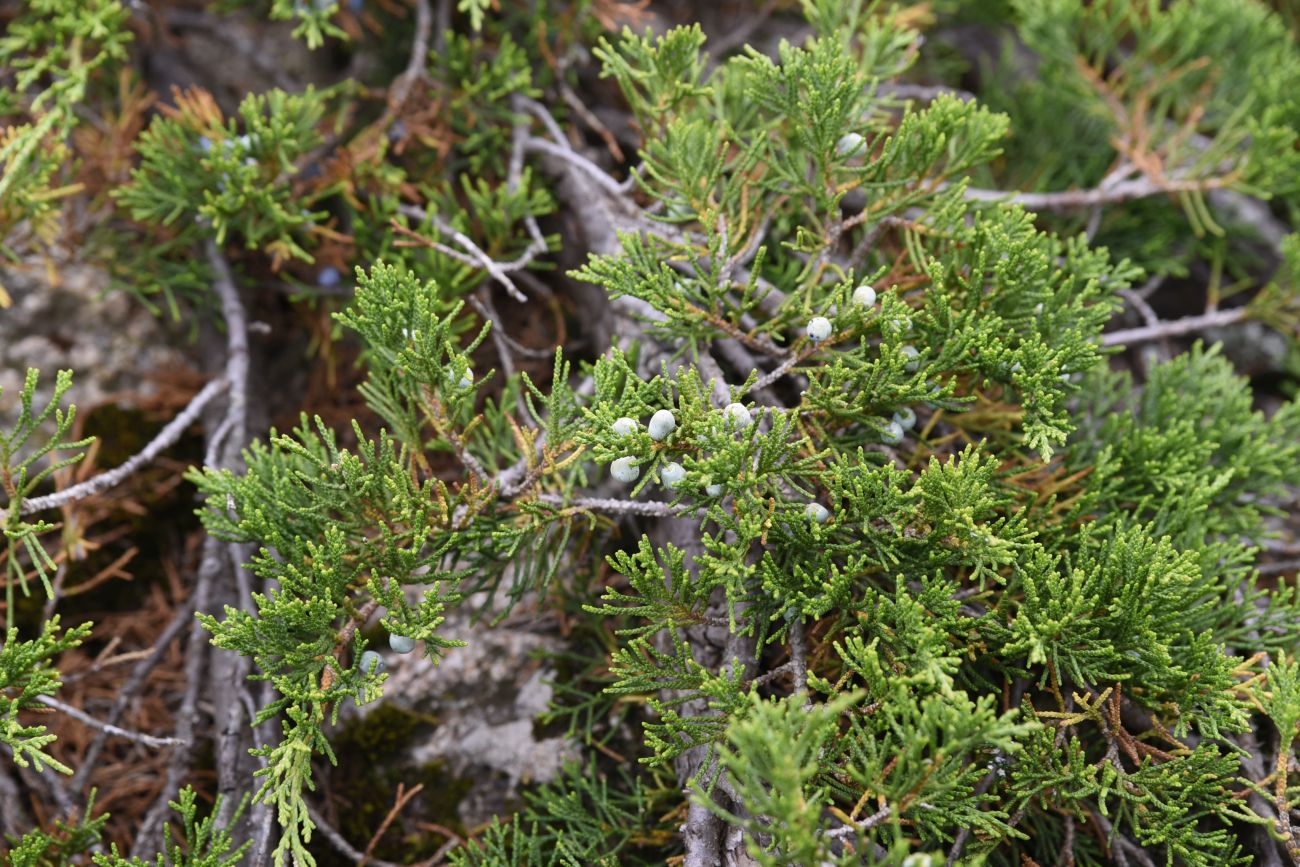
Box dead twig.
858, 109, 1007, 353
134, 241, 256, 858
964, 174, 1236, 211
522, 135, 631, 199
306, 804, 436, 867
386, 0, 433, 120
1101, 307, 1246, 347
359, 783, 425, 867
68, 600, 193, 792
824, 804, 892, 841
396, 204, 542, 303
35, 695, 187, 749
788, 617, 808, 701
3, 377, 229, 520
536, 493, 681, 518
129, 545, 216, 858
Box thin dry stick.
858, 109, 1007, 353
878, 82, 976, 103
136, 241, 254, 857
513, 94, 567, 145
704, 0, 779, 65
1090, 807, 1157, 867
744, 350, 805, 398
945, 750, 1008, 866
69, 600, 193, 791
1275, 736, 1300, 861
397, 204, 533, 302
1117, 287, 1160, 328
712, 341, 782, 407
522, 135, 630, 199
1101, 307, 1246, 347
306, 804, 432, 867
35, 695, 187, 748
207, 241, 250, 451
788, 618, 808, 701
208, 243, 267, 853
359, 783, 425, 867
824, 804, 892, 841
386, 0, 432, 118
536, 493, 681, 517
129, 549, 217, 857
467, 294, 516, 381
558, 78, 624, 161
4, 376, 229, 520
748, 660, 795, 688
0, 764, 29, 837
695, 350, 731, 407
507, 116, 528, 192
964, 174, 1234, 211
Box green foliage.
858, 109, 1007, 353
1012, 0, 1300, 199
0, 0, 131, 257
695, 691, 862, 866
458, 0, 492, 33
189, 413, 467, 865
5, 0, 1300, 865
1, 369, 94, 621
450, 761, 669, 866
979, 0, 1300, 281
266, 0, 347, 49
114, 86, 330, 306
6, 792, 109, 867
594, 26, 712, 131
1072, 342, 1300, 543
104, 82, 334, 316
93, 787, 250, 867
0, 617, 94, 773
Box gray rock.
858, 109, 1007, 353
357, 587, 579, 828
0, 262, 192, 415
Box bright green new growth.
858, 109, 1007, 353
695, 692, 869, 867
1, 370, 93, 619
0, 618, 93, 774
7, 790, 110, 867
91, 787, 251, 867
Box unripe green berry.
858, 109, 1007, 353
705, 481, 725, 497
389, 633, 416, 654
881, 420, 905, 445
612, 417, 638, 437
667, 199, 693, 220
805, 502, 829, 523
893, 406, 917, 430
